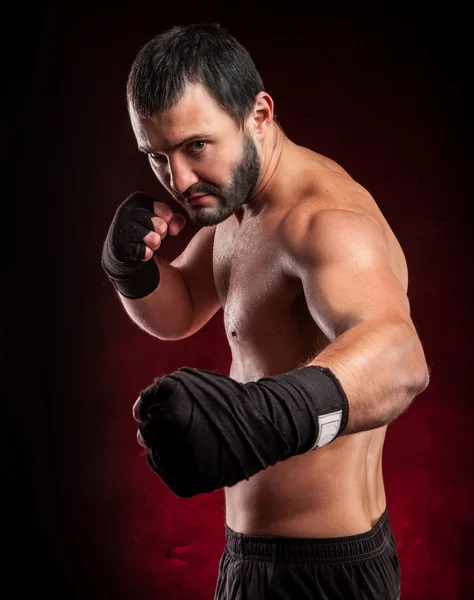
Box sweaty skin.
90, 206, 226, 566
215, 144, 408, 538
126, 83, 422, 539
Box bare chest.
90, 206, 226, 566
212, 217, 325, 379
214, 218, 282, 333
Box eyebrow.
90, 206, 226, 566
138, 133, 212, 154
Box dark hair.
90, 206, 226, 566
126, 23, 265, 128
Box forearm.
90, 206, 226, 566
137, 364, 349, 497
119, 256, 194, 341
310, 318, 430, 434
135, 319, 429, 497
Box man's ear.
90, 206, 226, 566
252, 92, 274, 138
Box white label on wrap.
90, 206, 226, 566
309, 410, 343, 451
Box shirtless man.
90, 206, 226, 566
101, 23, 430, 599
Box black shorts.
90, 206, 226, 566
214, 506, 401, 599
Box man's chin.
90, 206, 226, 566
190, 207, 233, 227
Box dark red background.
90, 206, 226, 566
2, 3, 472, 598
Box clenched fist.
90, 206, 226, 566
101, 191, 186, 298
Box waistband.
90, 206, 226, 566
224, 506, 392, 564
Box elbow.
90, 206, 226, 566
131, 313, 194, 342
411, 359, 431, 396
384, 356, 430, 429
403, 344, 431, 402
411, 330, 431, 396
397, 321, 431, 398
419, 356, 431, 393
391, 330, 431, 421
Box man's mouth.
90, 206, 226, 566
187, 194, 210, 206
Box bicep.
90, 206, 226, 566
283, 209, 411, 340
171, 225, 222, 336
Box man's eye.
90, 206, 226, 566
188, 141, 207, 153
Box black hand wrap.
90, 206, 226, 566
138, 366, 349, 498
101, 191, 162, 299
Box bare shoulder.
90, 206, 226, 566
277, 144, 387, 238
278, 204, 387, 273
286, 146, 379, 212
278, 171, 383, 249
276, 151, 409, 291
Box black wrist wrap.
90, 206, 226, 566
138, 365, 349, 498
101, 191, 161, 299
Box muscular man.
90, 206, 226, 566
101, 23, 430, 600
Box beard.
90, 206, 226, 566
172, 133, 260, 227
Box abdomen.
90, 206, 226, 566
224, 424, 387, 537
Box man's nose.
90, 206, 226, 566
168, 156, 199, 195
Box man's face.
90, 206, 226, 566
129, 84, 260, 226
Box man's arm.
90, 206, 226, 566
133, 205, 431, 498
120, 224, 221, 341
101, 192, 221, 341
279, 205, 430, 434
